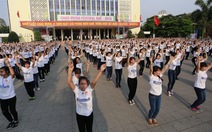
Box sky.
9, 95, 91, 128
0, 0, 199, 25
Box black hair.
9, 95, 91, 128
24, 61, 30, 65
74, 68, 81, 74
129, 57, 135, 61
78, 76, 90, 86
0, 54, 3, 58
153, 66, 161, 73
170, 51, 176, 57
0, 66, 10, 75
200, 62, 208, 68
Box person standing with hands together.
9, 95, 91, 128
67, 62, 106, 132
147, 56, 173, 126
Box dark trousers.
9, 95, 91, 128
185, 52, 190, 59
24, 81, 35, 97
89, 55, 93, 62
33, 73, 39, 88
176, 66, 181, 78
0, 96, 18, 122
93, 56, 97, 65
44, 63, 50, 74
38, 67, 45, 79
122, 58, 127, 67
192, 57, 196, 66
192, 66, 196, 75
146, 57, 150, 68
191, 88, 206, 108
148, 93, 161, 119
115, 69, 122, 85
106, 66, 112, 79
97, 59, 101, 70
127, 77, 137, 100
76, 112, 93, 132
139, 60, 145, 75
167, 70, 176, 91
165, 56, 170, 65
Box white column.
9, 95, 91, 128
71, 29, 73, 40
107, 29, 109, 39
90, 29, 92, 40
103, 29, 106, 39
96, 29, 98, 39
80, 29, 83, 40
53, 28, 56, 41
99, 29, 101, 40
61, 29, 64, 41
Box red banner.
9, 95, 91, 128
20, 21, 140, 28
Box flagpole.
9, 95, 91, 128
153, 23, 155, 38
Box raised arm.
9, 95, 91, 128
84, 60, 90, 77
15, 56, 22, 70
4, 56, 15, 79
90, 64, 106, 89
196, 56, 200, 73
161, 56, 173, 75
67, 63, 76, 90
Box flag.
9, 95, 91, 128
17, 11, 20, 18
154, 16, 160, 26
140, 15, 142, 21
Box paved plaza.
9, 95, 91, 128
0, 48, 212, 132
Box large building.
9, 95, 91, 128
7, 0, 141, 42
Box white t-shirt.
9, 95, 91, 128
100, 55, 106, 62
194, 71, 207, 89
127, 63, 137, 78
169, 59, 177, 70
0, 58, 5, 68
73, 85, 93, 116
30, 61, 38, 74
106, 56, 113, 67
149, 74, 163, 96
22, 67, 34, 83
37, 56, 44, 67
72, 75, 79, 87
0, 75, 16, 99
9, 58, 16, 67
154, 59, 162, 67
43, 55, 49, 64
115, 57, 123, 69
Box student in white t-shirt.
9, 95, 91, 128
105, 52, 114, 81
67, 63, 106, 132
37, 52, 45, 82
114, 51, 126, 88
126, 56, 142, 105
147, 56, 173, 126
30, 57, 40, 91
190, 57, 212, 111
138, 49, 146, 77
0, 54, 5, 68
0, 58, 19, 129
15, 59, 35, 100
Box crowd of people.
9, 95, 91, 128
0, 42, 60, 129
66, 38, 212, 131
0, 38, 211, 131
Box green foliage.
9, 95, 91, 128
137, 28, 145, 38
0, 26, 9, 33
2, 37, 8, 43
34, 30, 42, 41
127, 30, 134, 38
8, 31, 19, 43
143, 14, 193, 38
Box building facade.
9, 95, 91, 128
8, 0, 140, 42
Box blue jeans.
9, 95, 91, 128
33, 73, 39, 88
106, 66, 112, 79
148, 93, 161, 119
190, 87, 206, 108
167, 70, 176, 92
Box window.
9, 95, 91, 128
49, 0, 54, 20
66, 0, 70, 15
97, 0, 100, 16
110, 0, 114, 16
76, 0, 81, 15
61, 0, 65, 14
106, 0, 109, 16
87, 0, 91, 15
81, 0, 86, 15
115, 0, 118, 14
71, 0, 75, 15
101, 0, 105, 16
55, 0, 60, 19
92, 0, 96, 15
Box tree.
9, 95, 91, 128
8, 31, 19, 43
194, 0, 212, 38
0, 26, 9, 33
127, 30, 134, 38
34, 30, 42, 41
137, 28, 145, 38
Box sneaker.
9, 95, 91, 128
167, 91, 171, 97
190, 107, 198, 111
37, 87, 40, 91
31, 97, 36, 100
128, 100, 133, 105
42, 79, 45, 82
131, 99, 135, 105
196, 106, 200, 110
152, 119, 158, 126
109, 78, 112, 80
40, 80, 43, 82
33, 88, 36, 91
171, 90, 174, 95
147, 119, 153, 125
6, 122, 13, 130
116, 84, 118, 88
12, 121, 19, 128
118, 84, 121, 88
29, 97, 33, 100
